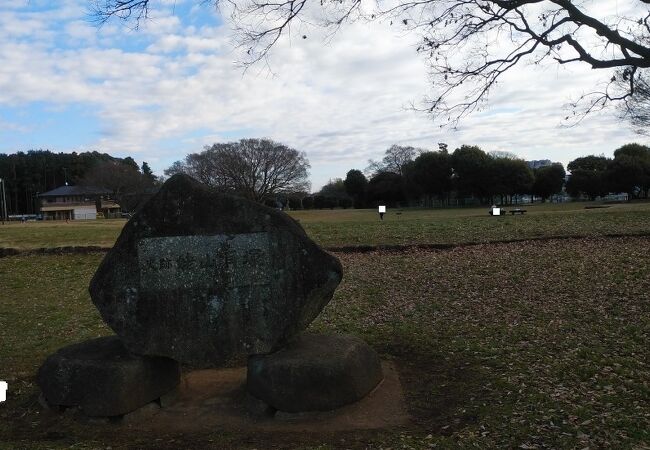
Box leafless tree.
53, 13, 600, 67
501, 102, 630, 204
167, 138, 311, 202
91, 1, 650, 126
366, 144, 422, 176
617, 69, 650, 133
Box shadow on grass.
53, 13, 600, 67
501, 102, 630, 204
376, 337, 494, 437
1, 343, 494, 449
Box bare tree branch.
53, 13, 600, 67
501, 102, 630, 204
90, 0, 151, 26
90, 0, 650, 126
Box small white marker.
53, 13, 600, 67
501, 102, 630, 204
0, 381, 7, 402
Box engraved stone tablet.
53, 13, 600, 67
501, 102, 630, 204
89, 174, 342, 366
136, 234, 272, 291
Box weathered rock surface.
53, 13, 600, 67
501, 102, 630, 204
90, 174, 343, 366
37, 336, 180, 417
247, 333, 383, 412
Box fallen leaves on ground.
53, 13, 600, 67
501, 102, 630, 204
312, 236, 650, 448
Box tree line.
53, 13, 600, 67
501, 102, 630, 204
304, 143, 650, 210
163, 140, 566, 210
2, 140, 648, 215
566, 144, 650, 200
0, 150, 158, 215
306, 144, 564, 209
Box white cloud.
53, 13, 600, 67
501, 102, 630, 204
0, 0, 646, 191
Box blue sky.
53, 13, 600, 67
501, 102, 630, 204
0, 0, 646, 191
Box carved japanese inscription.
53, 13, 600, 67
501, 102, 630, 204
137, 233, 272, 291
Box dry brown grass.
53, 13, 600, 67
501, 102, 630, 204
1, 236, 648, 448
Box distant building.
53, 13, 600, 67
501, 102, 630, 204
39, 185, 120, 220
527, 159, 554, 170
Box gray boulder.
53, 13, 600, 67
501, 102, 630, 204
37, 336, 180, 417
247, 333, 383, 412
90, 174, 342, 366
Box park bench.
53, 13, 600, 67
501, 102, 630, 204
510, 209, 527, 215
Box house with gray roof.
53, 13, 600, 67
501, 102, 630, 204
38, 185, 121, 220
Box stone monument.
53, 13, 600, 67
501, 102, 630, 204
38, 174, 383, 417
90, 174, 343, 366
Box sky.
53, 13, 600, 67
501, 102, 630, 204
0, 0, 646, 192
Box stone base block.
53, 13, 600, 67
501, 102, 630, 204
37, 336, 180, 417
247, 333, 383, 413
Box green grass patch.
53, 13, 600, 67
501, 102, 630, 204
293, 201, 650, 247
0, 253, 110, 378
2, 201, 650, 250
1, 237, 649, 448
0, 220, 126, 250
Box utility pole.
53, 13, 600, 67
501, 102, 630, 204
0, 178, 7, 224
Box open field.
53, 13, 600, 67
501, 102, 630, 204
0, 220, 125, 250
294, 201, 650, 247
1, 203, 649, 448
1, 201, 650, 250
1, 236, 649, 448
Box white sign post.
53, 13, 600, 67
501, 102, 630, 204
378, 205, 386, 213
0, 381, 7, 402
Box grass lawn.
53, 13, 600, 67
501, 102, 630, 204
0, 219, 126, 250
1, 201, 650, 250
293, 201, 650, 247
1, 236, 649, 448
0, 202, 649, 448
